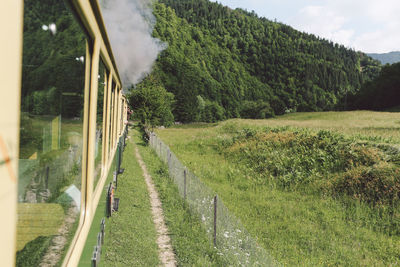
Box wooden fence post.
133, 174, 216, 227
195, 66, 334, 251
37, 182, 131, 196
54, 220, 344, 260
150, 133, 152, 147
167, 148, 171, 168
184, 169, 187, 200
214, 195, 217, 247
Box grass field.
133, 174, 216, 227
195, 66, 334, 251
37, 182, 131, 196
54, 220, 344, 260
133, 127, 228, 266
100, 128, 227, 266
101, 133, 160, 266
225, 111, 400, 144
155, 111, 400, 266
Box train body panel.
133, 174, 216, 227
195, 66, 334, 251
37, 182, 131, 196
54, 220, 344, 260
0, 0, 129, 266
0, 0, 23, 266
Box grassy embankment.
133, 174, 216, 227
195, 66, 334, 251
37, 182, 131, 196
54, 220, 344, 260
100, 127, 226, 266
100, 132, 160, 266
155, 111, 400, 266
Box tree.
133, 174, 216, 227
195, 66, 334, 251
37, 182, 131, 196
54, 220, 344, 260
347, 62, 400, 110
151, 0, 381, 122
128, 76, 175, 128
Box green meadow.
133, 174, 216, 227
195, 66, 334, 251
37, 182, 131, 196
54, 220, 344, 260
155, 111, 400, 266
100, 128, 226, 266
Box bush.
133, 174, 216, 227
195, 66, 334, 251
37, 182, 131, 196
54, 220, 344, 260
330, 163, 400, 205
222, 127, 397, 205
128, 75, 175, 128
240, 100, 274, 119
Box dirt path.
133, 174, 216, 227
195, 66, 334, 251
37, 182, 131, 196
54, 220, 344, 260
134, 143, 177, 267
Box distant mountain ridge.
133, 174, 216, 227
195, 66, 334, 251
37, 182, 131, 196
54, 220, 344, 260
367, 51, 400, 65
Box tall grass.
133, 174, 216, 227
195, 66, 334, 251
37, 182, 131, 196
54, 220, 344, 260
227, 111, 400, 144
223, 127, 400, 205
155, 111, 400, 266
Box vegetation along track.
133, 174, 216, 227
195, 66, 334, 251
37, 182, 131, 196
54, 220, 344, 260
155, 112, 400, 266
133, 139, 177, 266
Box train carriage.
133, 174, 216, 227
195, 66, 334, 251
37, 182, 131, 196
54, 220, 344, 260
0, 0, 128, 266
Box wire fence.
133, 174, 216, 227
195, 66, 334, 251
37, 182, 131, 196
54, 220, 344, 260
149, 132, 278, 266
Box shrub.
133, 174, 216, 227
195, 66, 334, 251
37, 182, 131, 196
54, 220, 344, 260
222, 127, 397, 205
128, 75, 175, 128
330, 162, 400, 205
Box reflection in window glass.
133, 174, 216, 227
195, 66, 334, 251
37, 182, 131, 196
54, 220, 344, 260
120, 98, 124, 134
17, 0, 86, 265
114, 90, 118, 139
116, 89, 120, 135
93, 60, 107, 189
109, 83, 115, 156
114, 88, 119, 141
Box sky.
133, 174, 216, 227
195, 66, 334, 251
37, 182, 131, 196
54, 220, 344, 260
212, 0, 400, 53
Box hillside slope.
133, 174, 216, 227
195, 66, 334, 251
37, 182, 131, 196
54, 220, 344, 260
146, 0, 381, 122
368, 51, 400, 65
348, 62, 400, 110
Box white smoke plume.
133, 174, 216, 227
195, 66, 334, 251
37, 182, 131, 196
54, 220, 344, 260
100, 0, 166, 87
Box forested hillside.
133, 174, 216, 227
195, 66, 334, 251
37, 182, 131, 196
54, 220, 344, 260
139, 0, 381, 123
348, 62, 400, 110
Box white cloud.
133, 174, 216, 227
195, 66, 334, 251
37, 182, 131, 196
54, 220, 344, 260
288, 0, 400, 53
216, 0, 400, 52
353, 23, 400, 53
289, 5, 354, 47
363, 0, 400, 23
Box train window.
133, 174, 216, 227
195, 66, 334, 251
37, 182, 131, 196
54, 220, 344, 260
120, 98, 124, 134
108, 82, 115, 157
93, 59, 107, 190
115, 89, 119, 138
17, 0, 87, 265
115, 89, 120, 138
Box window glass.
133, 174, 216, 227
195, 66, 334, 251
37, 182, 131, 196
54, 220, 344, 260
115, 89, 119, 137
108, 82, 115, 156
93, 60, 107, 190
120, 98, 124, 134
17, 0, 86, 265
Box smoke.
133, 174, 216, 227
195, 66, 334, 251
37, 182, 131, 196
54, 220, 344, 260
100, 0, 166, 87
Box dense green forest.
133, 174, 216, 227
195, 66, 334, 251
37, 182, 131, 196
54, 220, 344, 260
21, 0, 397, 126
348, 62, 400, 110
132, 0, 383, 124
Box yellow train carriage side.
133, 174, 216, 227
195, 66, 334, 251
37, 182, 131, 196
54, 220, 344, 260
0, 0, 128, 266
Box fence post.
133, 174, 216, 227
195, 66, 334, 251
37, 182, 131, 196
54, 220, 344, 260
45, 166, 49, 189
214, 195, 217, 247
149, 133, 152, 147
184, 169, 187, 200
167, 149, 171, 169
